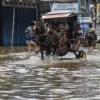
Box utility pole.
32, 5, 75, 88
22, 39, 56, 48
92, 0, 96, 29
11, 0, 15, 47
36, 0, 40, 21
94, 0, 97, 29
78, 0, 81, 11
88, 0, 90, 16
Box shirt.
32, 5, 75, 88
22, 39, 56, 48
26, 26, 35, 38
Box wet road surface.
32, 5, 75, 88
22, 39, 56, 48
0, 48, 100, 100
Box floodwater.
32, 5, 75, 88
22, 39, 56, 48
0, 47, 100, 100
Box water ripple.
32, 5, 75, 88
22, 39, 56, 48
0, 51, 100, 99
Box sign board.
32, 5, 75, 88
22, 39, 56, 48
49, 3, 91, 37
80, 23, 89, 37
78, 17, 92, 23
78, 17, 91, 37
50, 3, 78, 12
42, 0, 78, 2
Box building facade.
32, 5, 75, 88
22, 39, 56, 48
1, 0, 92, 46
0, 0, 50, 46
0, 0, 3, 46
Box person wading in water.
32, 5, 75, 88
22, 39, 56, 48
85, 23, 97, 52
25, 21, 38, 56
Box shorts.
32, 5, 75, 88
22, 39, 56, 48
26, 40, 34, 45
88, 39, 95, 47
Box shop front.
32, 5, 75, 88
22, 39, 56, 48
1, 0, 37, 46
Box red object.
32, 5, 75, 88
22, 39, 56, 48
72, 32, 75, 34
58, 46, 62, 50
59, 40, 62, 43
78, 25, 82, 30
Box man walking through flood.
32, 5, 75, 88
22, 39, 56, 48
85, 23, 97, 52
25, 21, 38, 56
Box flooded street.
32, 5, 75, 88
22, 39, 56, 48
0, 47, 100, 100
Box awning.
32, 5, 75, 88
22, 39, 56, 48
42, 13, 70, 19
41, 0, 78, 3
41, 10, 83, 20
45, 10, 83, 15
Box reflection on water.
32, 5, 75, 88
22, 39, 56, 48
0, 50, 100, 100
0, 61, 100, 100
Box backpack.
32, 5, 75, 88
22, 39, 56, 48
87, 32, 94, 40
26, 30, 33, 40
25, 27, 34, 40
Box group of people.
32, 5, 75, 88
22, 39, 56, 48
25, 19, 97, 56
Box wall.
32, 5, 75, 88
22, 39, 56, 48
0, 0, 3, 46
2, 0, 36, 46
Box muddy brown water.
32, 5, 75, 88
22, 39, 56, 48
0, 47, 100, 100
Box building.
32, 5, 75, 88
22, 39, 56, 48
0, 0, 79, 46
0, 0, 50, 46
1, 0, 93, 46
